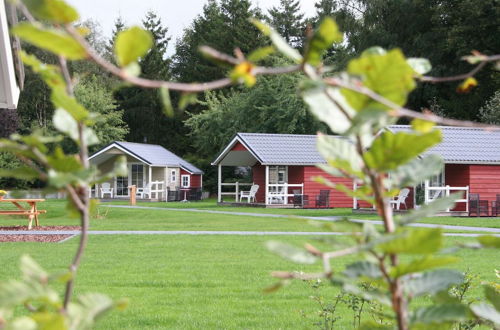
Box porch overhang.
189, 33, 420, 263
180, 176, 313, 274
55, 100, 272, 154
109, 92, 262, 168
89, 144, 150, 166
212, 136, 262, 167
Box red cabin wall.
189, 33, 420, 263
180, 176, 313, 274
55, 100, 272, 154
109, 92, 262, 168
303, 166, 353, 208
231, 141, 247, 151
180, 169, 202, 188
445, 164, 470, 211
468, 165, 500, 213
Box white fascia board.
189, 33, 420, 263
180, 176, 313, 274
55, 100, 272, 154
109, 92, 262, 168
211, 135, 262, 166
89, 143, 150, 165
0, 0, 19, 109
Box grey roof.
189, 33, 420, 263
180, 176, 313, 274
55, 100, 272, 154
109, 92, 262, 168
388, 125, 500, 164
236, 133, 326, 165
113, 142, 203, 174
219, 126, 500, 165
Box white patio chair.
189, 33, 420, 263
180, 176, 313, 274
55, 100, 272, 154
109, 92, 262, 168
389, 188, 410, 210
136, 183, 151, 199
100, 182, 114, 198
240, 184, 259, 203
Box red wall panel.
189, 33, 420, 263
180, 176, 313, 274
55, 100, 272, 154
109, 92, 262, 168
303, 166, 353, 208
252, 164, 266, 203
231, 141, 247, 151
445, 164, 470, 211
180, 169, 202, 188
469, 165, 500, 213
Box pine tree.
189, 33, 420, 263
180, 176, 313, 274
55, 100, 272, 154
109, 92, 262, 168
105, 16, 126, 63
267, 0, 305, 47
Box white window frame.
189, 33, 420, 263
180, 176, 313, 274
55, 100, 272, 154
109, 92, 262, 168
181, 174, 190, 188
170, 169, 177, 184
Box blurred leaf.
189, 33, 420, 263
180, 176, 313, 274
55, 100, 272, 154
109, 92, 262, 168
122, 62, 141, 77
470, 302, 500, 325
388, 154, 444, 189
407, 58, 432, 75
0, 167, 40, 180
302, 86, 355, 135
178, 93, 198, 111
484, 285, 500, 311
12, 23, 86, 60
390, 255, 459, 278
51, 88, 89, 122
115, 26, 153, 66
31, 312, 67, 330
23, 0, 79, 23
251, 19, 302, 63
53, 109, 99, 145
159, 87, 173, 117
456, 77, 478, 93
477, 235, 500, 248
247, 46, 275, 62
266, 241, 317, 264
20, 255, 48, 284
411, 118, 435, 133
230, 62, 256, 87
316, 134, 364, 177
5, 316, 37, 330
305, 17, 343, 66
378, 228, 443, 254
410, 304, 469, 325
20, 51, 65, 89
343, 261, 382, 279
342, 48, 416, 111
47, 147, 82, 172
398, 193, 461, 225
363, 130, 442, 171
404, 269, 464, 297
68, 293, 114, 329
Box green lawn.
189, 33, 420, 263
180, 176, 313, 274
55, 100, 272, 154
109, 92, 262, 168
105, 198, 500, 228
1, 235, 497, 329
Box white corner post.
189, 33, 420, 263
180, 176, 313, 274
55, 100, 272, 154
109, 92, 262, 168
217, 164, 222, 203
164, 167, 168, 201
265, 165, 269, 205
424, 179, 430, 204
148, 165, 152, 198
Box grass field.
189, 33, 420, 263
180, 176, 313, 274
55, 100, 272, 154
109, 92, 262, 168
0, 199, 498, 329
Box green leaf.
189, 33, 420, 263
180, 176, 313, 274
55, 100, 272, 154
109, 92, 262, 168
266, 241, 317, 264
31, 312, 67, 330
411, 304, 469, 325
484, 285, 500, 311
305, 17, 343, 65
20, 255, 48, 283
251, 19, 302, 63
114, 26, 153, 66
407, 58, 432, 75
20, 51, 66, 89
388, 154, 444, 189
343, 261, 382, 279
399, 193, 461, 225
11, 23, 86, 60
247, 46, 275, 62
302, 86, 355, 135
47, 147, 83, 172
378, 228, 443, 254
316, 133, 364, 177
477, 235, 500, 248
342, 48, 416, 111
53, 109, 99, 145
159, 87, 173, 117
51, 88, 89, 122
5, 316, 37, 330
0, 167, 40, 180
178, 93, 198, 111
390, 255, 459, 278
23, 0, 79, 23
411, 118, 435, 133
404, 269, 464, 297
363, 130, 442, 171
470, 302, 500, 325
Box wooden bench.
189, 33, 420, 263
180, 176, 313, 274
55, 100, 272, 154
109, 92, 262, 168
0, 198, 46, 229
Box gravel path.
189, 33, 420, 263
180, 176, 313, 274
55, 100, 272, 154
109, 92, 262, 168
0, 230, 496, 237
104, 205, 500, 233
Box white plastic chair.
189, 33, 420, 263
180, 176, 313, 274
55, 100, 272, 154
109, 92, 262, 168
390, 188, 410, 210
100, 182, 114, 198
240, 184, 259, 203
136, 183, 151, 199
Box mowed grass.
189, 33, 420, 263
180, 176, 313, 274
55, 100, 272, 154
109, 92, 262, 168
0, 235, 497, 329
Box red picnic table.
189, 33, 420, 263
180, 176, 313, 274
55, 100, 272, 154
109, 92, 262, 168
0, 198, 46, 230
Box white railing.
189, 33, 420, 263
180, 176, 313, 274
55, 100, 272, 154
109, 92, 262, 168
424, 183, 469, 212
267, 183, 304, 205
220, 182, 254, 202
149, 181, 164, 200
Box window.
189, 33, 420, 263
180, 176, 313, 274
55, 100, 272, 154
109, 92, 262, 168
269, 166, 288, 184
130, 164, 144, 188
170, 169, 176, 183
181, 174, 190, 188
